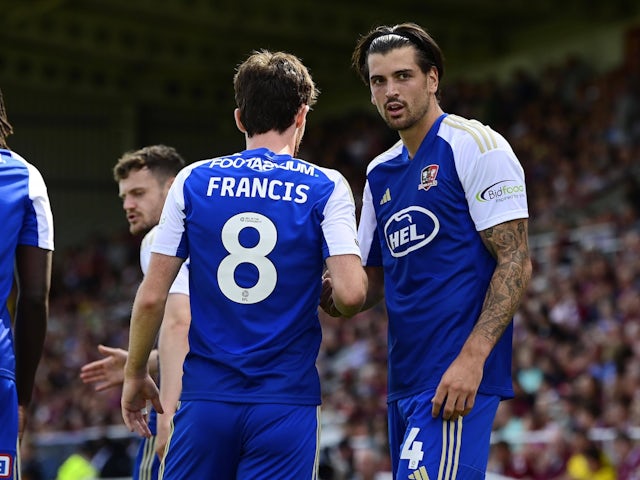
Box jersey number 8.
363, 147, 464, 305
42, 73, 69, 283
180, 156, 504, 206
217, 212, 277, 304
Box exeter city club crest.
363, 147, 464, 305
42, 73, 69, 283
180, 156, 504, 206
418, 164, 439, 191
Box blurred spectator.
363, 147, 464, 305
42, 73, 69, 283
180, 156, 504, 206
565, 429, 616, 480
487, 440, 534, 478
55, 442, 98, 480
92, 437, 132, 478
353, 445, 388, 480
613, 430, 640, 480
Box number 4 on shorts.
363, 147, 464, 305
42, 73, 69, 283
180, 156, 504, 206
401, 427, 424, 470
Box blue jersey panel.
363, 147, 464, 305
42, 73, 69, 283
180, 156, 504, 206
360, 114, 526, 402
0, 149, 53, 381
153, 148, 360, 406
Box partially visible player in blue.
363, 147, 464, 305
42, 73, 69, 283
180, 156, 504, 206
120, 50, 368, 479
324, 23, 532, 479
0, 86, 53, 479
80, 145, 191, 480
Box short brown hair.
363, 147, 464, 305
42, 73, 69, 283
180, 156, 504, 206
234, 50, 319, 137
113, 144, 185, 183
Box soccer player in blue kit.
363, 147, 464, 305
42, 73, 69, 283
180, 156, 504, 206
325, 23, 533, 479
0, 87, 53, 479
120, 50, 368, 479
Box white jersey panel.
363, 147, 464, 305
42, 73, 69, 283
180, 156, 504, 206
320, 169, 360, 257
440, 114, 528, 231
359, 140, 403, 267
357, 180, 377, 265
151, 160, 203, 260
140, 225, 190, 295
24, 161, 54, 250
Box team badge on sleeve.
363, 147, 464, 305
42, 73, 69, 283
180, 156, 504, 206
418, 165, 439, 191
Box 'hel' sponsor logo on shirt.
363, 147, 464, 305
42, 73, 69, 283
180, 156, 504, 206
384, 206, 439, 258
0, 454, 12, 478
476, 180, 525, 202
418, 164, 439, 191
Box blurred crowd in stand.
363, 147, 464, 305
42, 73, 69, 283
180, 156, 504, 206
20, 49, 640, 479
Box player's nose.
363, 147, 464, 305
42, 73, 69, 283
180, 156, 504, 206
122, 196, 135, 210
385, 80, 399, 98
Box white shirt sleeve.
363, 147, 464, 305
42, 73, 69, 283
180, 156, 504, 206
152, 166, 190, 259
454, 134, 528, 231
26, 162, 54, 250
320, 169, 361, 258
357, 180, 377, 266
140, 225, 189, 295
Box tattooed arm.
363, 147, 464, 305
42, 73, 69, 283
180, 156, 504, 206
431, 218, 532, 420
475, 218, 532, 344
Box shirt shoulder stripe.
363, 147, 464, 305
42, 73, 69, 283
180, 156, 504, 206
443, 114, 498, 153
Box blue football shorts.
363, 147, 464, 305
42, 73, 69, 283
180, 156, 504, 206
133, 434, 159, 480
161, 400, 320, 480
133, 408, 159, 480
388, 389, 500, 479
0, 377, 18, 479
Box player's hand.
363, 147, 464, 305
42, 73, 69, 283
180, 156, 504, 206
155, 413, 172, 460
431, 353, 484, 420
80, 344, 127, 392
121, 375, 163, 438
319, 272, 341, 317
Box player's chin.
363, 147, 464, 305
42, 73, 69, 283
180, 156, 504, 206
129, 223, 144, 235
384, 115, 407, 131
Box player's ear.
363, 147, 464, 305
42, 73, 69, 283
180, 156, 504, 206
428, 66, 439, 93
294, 105, 310, 128
234, 108, 246, 133
370, 93, 375, 105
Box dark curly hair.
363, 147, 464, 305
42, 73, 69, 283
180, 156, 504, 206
0, 87, 14, 149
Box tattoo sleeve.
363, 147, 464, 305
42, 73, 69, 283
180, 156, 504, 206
475, 219, 532, 346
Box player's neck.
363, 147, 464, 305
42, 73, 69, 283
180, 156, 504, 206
245, 126, 297, 157
400, 104, 444, 159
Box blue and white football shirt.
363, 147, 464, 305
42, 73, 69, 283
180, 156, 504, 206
358, 113, 528, 402
0, 149, 54, 381
152, 148, 360, 405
